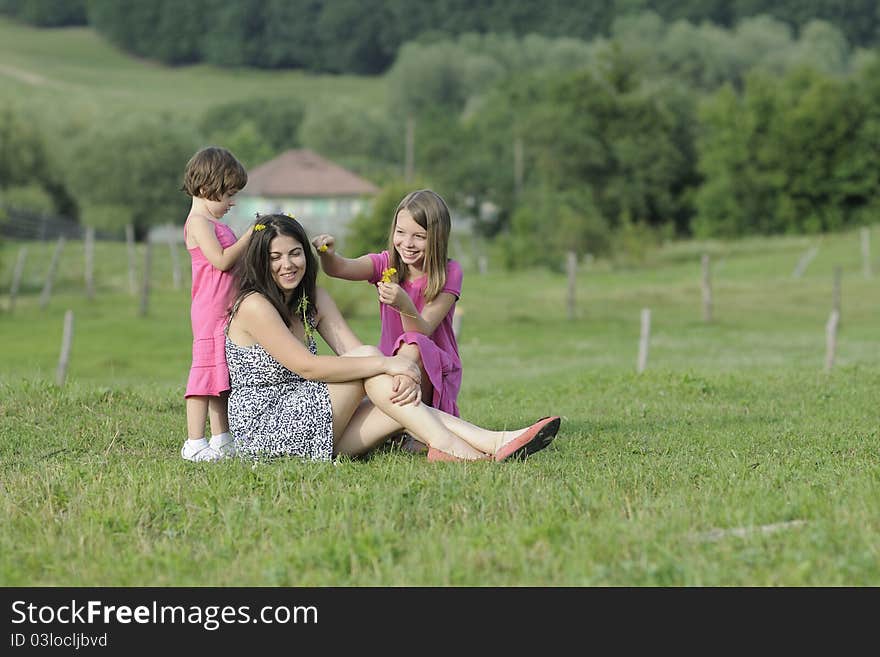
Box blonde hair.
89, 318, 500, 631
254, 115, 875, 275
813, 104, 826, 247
387, 190, 451, 302
181, 146, 247, 201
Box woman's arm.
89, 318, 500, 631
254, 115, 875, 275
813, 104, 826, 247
313, 287, 364, 355
311, 233, 375, 280
188, 214, 253, 272
234, 293, 419, 383
315, 287, 421, 406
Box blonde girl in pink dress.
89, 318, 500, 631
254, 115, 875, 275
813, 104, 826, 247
180, 146, 253, 462
313, 189, 465, 454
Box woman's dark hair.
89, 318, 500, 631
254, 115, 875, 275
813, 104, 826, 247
231, 214, 318, 326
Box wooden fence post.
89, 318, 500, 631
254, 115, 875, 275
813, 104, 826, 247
824, 309, 839, 372
452, 305, 464, 339
84, 226, 95, 300
832, 266, 841, 318
168, 227, 181, 290
701, 254, 712, 322
861, 227, 871, 279
126, 224, 136, 295
566, 251, 577, 320
139, 241, 152, 317
637, 308, 651, 374
8, 246, 27, 312
39, 236, 65, 310
792, 246, 818, 279
56, 309, 74, 386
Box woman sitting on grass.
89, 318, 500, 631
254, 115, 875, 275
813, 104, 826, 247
224, 213, 560, 462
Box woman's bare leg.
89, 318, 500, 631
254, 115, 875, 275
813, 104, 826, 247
327, 346, 520, 459
333, 398, 401, 456
361, 374, 486, 458
325, 346, 483, 459
339, 403, 532, 456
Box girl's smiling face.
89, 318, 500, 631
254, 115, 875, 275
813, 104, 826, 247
269, 234, 307, 293
393, 209, 427, 270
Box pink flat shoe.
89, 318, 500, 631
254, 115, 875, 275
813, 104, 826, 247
494, 416, 561, 462
427, 447, 490, 462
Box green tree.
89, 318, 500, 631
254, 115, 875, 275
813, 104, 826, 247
262, 0, 326, 70
199, 0, 265, 67
200, 98, 305, 155
0, 0, 87, 25
213, 121, 273, 171
0, 105, 74, 217
344, 180, 418, 256
316, 0, 394, 73
299, 99, 399, 171
500, 184, 610, 270
694, 67, 878, 237
65, 115, 200, 239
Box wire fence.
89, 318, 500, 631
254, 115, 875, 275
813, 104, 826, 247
0, 206, 128, 242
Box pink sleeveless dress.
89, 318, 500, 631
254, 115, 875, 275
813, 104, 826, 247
184, 218, 237, 398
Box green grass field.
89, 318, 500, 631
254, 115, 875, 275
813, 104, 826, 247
1, 16, 878, 585
1, 228, 878, 586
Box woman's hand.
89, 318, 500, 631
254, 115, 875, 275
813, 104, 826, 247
383, 355, 421, 383
311, 233, 335, 255
377, 282, 414, 313
390, 374, 421, 406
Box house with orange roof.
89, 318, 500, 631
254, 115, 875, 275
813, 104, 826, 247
231, 149, 379, 240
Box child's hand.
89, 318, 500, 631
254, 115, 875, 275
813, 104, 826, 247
377, 282, 409, 311
390, 374, 421, 406
311, 234, 335, 254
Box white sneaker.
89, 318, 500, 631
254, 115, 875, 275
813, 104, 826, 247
181, 442, 223, 462
209, 434, 236, 458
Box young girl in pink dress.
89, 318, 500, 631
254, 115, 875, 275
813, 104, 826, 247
179, 146, 253, 462
313, 189, 464, 454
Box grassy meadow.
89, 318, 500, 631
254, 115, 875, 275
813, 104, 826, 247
0, 16, 384, 127
1, 228, 878, 586
1, 16, 878, 585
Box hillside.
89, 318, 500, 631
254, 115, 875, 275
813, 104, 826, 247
0, 17, 385, 126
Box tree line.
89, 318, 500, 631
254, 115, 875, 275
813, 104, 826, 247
2, 10, 879, 268
1, 0, 878, 74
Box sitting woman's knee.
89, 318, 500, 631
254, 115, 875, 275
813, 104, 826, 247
342, 345, 382, 357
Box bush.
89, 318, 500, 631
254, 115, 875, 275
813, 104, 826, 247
200, 98, 305, 155
344, 180, 423, 257
0, 184, 54, 214
500, 185, 611, 271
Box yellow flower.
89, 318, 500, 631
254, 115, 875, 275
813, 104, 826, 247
284, 212, 296, 219
318, 244, 328, 252
254, 223, 266, 231
380, 267, 397, 283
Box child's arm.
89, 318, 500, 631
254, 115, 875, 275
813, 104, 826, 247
188, 214, 253, 271
311, 233, 374, 281
378, 285, 457, 336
